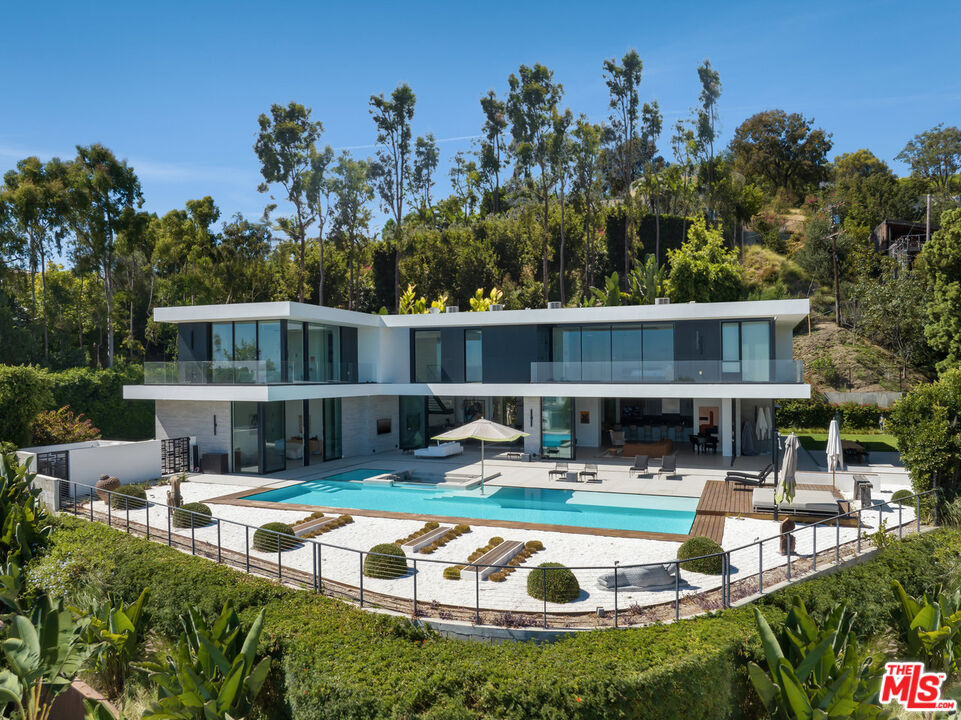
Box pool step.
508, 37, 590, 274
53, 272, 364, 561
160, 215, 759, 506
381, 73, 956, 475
401, 525, 453, 552
462, 541, 524, 580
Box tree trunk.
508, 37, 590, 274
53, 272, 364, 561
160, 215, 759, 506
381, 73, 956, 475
584, 206, 591, 293
349, 234, 355, 311
832, 233, 841, 326
394, 224, 401, 313
318, 232, 325, 306
542, 181, 550, 301
559, 183, 566, 305
654, 202, 661, 266
39, 245, 48, 363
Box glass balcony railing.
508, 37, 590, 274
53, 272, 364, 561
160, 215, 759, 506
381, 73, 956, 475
529, 359, 804, 384
143, 361, 375, 385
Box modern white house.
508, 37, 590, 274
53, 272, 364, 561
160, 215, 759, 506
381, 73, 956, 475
123, 298, 811, 474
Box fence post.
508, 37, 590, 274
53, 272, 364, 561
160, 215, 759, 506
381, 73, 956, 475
191, 519, 195, 555
812, 523, 817, 571
318, 543, 323, 593
835, 516, 840, 565
89, 489, 94, 522
413, 558, 418, 617
216, 520, 221, 564
613, 564, 619, 629
312, 540, 317, 592
245, 526, 250, 573
167, 506, 171, 547
917, 495, 922, 533
277, 535, 282, 580
899, 504, 903, 538
145, 500, 150, 541
359, 552, 364, 608
107, 494, 111, 527
542, 567, 547, 629
125, 501, 130, 532
758, 540, 763, 594
787, 531, 792, 581
857, 509, 862, 554
674, 561, 680, 621
934, 490, 939, 526
475, 566, 480, 624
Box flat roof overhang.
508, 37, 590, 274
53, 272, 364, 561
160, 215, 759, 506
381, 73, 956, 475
124, 382, 811, 402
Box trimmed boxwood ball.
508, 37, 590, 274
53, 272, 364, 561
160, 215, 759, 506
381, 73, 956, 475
526, 563, 580, 603
363, 543, 408, 579
252, 522, 298, 552
677, 536, 724, 574
172, 502, 212, 529
109, 484, 147, 510
891, 489, 914, 505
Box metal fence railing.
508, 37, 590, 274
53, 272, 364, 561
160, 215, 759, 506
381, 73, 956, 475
56, 479, 937, 630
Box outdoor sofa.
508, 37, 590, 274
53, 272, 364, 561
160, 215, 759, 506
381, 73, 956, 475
413, 442, 464, 458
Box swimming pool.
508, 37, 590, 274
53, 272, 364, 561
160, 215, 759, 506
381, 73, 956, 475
246, 479, 698, 534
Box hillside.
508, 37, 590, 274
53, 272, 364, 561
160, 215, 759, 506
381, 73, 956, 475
794, 318, 928, 393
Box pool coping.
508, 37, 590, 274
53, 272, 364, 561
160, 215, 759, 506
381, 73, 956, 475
203, 484, 699, 541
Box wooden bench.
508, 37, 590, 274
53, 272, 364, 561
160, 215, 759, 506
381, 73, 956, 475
401, 525, 453, 552
462, 540, 524, 580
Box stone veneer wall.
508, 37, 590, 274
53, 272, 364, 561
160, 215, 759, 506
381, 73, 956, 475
341, 396, 399, 458
154, 400, 231, 461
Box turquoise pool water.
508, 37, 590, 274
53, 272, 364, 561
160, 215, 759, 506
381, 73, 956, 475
246, 478, 698, 534
322, 468, 392, 482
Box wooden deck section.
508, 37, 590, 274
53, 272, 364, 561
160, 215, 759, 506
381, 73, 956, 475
690, 480, 853, 543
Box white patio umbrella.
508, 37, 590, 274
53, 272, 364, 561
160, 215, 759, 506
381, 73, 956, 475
826, 418, 844, 490
775, 433, 800, 506
432, 418, 529, 494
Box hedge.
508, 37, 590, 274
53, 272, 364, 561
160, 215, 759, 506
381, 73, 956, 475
26, 516, 961, 720
776, 397, 883, 431
0, 365, 53, 447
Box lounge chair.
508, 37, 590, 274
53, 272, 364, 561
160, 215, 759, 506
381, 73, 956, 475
548, 462, 568, 481
596, 563, 679, 591
629, 455, 649, 479
657, 454, 678, 480
579, 463, 599, 483
752, 488, 842, 516
724, 463, 774, 487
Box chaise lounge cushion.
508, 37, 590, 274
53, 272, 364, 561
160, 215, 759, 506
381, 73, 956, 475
413, 442, 464, 458
596, 563, 679, 591
623, 440, 674, 458
752, 488, 840, 515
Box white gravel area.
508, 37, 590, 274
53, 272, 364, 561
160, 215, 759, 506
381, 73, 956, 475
83, 481, 916, 614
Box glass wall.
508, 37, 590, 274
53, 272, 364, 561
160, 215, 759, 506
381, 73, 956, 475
721, 322, 740, 374
541, 396, 574, 459
413, 330, 442, 382
287, 322, 304, 382
741, 321, 770, 381
211, 323, 233, 382
465, 329, 483, 382
231, 401, 259, 473
307, 324, 340, 382
323, 398, 342, 460
642, 324, 674, 381
284, 400, 305, 467
581, 326, 611, 381
258, 321, 282, 383
262, 402, 285, 473
552, 327, 581, 381
611, 325, 642, 381
233, 322, 257, 383
399, 396, 426, 449
307, 399, 324, 463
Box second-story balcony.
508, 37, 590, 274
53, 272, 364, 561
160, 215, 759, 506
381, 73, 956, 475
144, 361, 375, 385
530, 359, 804, 384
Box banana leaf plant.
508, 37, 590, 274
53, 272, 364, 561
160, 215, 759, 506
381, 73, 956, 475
748, 599, 892, 720
0, 451, 52, 564
71, 588, 150, 699
0, 596, 90, 720
138, 602, 270, 720
892, 579, 961, 677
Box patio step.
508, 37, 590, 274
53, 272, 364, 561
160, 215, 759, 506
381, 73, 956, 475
462, 541, 524, 580
401, 525, 453, 552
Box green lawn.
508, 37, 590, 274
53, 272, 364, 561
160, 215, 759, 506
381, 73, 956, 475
786, 431, 899, 453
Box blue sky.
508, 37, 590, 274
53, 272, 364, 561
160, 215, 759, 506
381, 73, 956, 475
3, 0, 960, 233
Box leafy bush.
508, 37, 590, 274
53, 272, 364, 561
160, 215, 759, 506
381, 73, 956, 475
526, 562, 580, 603
890, 489, 913, 505
109, 484, 147, 510
252, 522, 298, 552
0, 365, 53, 446
363, 543, 407, 579
0, 449, 51, 562
777, 397, 883, 431
172, 502, 212, 529
443, 566, 461, 580
46, 365, 154, 440
678, 536, 724, 574
31, 405, 100, 445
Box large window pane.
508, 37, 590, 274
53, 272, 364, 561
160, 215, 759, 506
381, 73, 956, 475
233, 322, 257, 383
262, 402, 285, 473
211, 323, 233, 382
306, 324, 340, 382
465, 329, 483, 382
399, 396, 426, 449
741, 321, 770, 381
581, 326, 611, 382
323, 398, 342, 460
642, 324, 673, 381
258, 321, 282, 383
287, 321, 304, 382
232, 401, 259, 473
612, 325, 642, 381
307, 399, 323, 462
413, 330, 441, 382
722, 322, 740, 374
541, 397, 574, 459
552, 327, 581, 381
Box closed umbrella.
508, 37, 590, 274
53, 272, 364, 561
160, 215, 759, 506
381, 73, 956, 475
432, 418, 529, 494
775, 433, 799, 506
826, 418, 844, 490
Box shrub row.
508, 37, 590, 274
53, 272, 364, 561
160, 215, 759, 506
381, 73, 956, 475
417, 524, 470, 554
776, 397, 884, 431
489, 540, 544, 582
300, 515, 353, 538
27, 516, 961, 720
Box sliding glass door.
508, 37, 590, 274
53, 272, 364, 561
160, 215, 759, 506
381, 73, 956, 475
231, 402, 259, 473
323, 398, 342, 461
541, 397, 575, 460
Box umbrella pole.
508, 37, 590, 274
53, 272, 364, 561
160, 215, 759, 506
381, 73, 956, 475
480, 439, 485, 494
